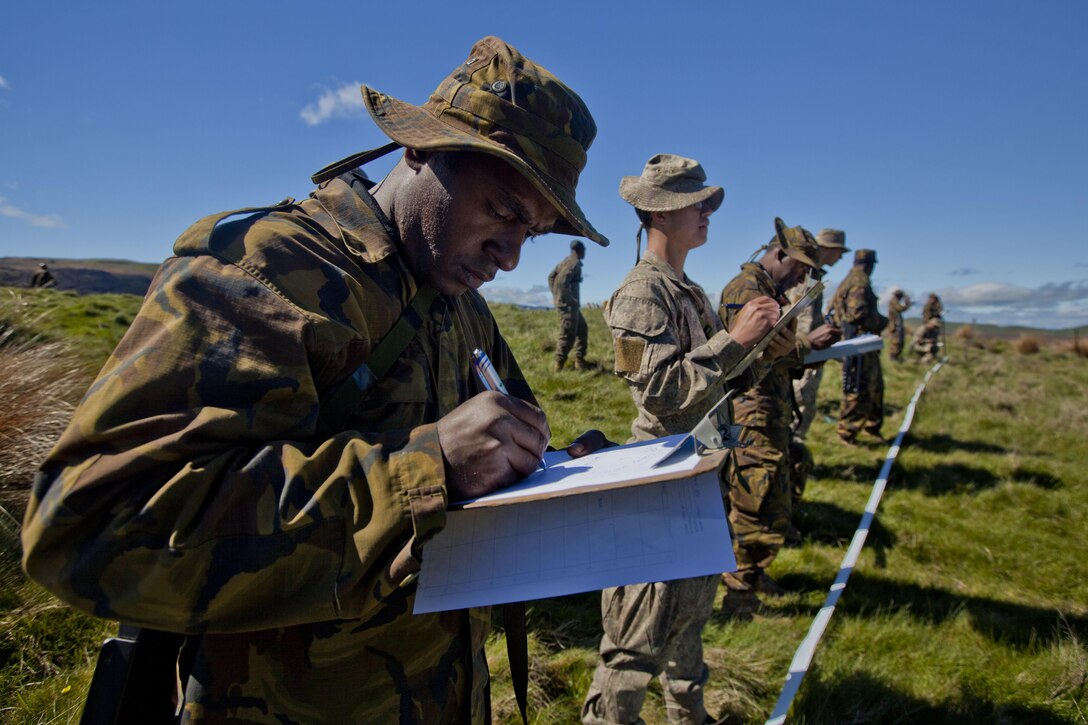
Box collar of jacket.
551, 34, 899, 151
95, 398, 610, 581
311, 170, 399, 265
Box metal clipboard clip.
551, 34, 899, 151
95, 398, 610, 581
652, 390, 746, 468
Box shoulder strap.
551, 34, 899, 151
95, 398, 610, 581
317, 284, 439, 434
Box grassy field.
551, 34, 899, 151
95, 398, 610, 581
1, 288, 1085, 723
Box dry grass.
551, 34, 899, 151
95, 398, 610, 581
1015, 334, 1041, 355
0, 318, 83, 493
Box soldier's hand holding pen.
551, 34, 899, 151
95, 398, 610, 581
808, 323, 842, 350
437, 393, 551, 500
728, 296, 781, 348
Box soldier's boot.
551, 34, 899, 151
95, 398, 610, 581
784, 523, 803, 546
838, 433, 857, 446
573, 357, 586, 370
861, 427, 886, 443
553, 358, 565, 373
755, 570, 788, 596
720, 570, 761, 620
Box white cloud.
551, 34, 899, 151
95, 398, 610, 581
0, 196, 66, 228
935, 280, 1088, 329
299, 82, 365, 126
480, 285, 553, 308
0, 74, 9, 90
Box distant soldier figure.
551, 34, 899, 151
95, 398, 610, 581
785, 227, 847, 525
30, 263, 56, 288
549, 239, 588, 371
830, 249, 888, 444
916, 292, 944, 363
886, 288, 912, 361
719, 219, 839, 614
584, 154, 784, 725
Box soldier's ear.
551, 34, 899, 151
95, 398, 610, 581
404, 148, 433, 172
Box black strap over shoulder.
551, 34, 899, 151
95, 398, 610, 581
311, 142, 402, 185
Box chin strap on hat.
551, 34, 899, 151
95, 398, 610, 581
635, 222, 645, 264
311, 142, 402, 185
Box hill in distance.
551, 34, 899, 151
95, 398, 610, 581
0, 257, 159, 296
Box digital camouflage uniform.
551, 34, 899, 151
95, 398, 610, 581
549, 250, 587, 368
887, 294, 910, 361
719, 263, 810, 587
22, 171, 537, 724
830, 262, 888, 441
582, 249, 761, 725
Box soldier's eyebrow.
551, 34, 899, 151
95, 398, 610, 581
495, 187, 555, 236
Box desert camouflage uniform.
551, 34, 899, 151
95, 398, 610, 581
887, 295, 910, 360
549, 251, 587, 368
719, 264, 809, 580
22, 170, 535, 724
830, 266, 888, 440
582, 250, 761, 725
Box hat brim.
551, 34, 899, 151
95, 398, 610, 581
783, 247, 821, 270
618, 177, 724, 213
363, 85, 608, 247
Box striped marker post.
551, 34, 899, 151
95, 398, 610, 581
764, 359, 946, 725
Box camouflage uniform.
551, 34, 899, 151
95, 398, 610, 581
719, 263, 809, 583
582, 250, 759, 725
549, 250, 587, 368
784, 271, 823, 509
916, 295, 943, 363
30, 265, 56, 288
887, 294, 910, 361
22, 171, 537, 724
830, 261, 888, 441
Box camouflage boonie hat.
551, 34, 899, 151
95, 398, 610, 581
855, 249, 878, 264
772, 217, 821, 270
619, 154, 724, 213
360, 36, 607, 246
816, 228, 849, 251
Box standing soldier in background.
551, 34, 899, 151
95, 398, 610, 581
719, 219, 840, 615
785, 228, 847, 530
830, 249, 889, 444
583, 154, 785, 725
915, 292, 944, 363
29, 263, 56, 288
886, 288, 912, 361
549, 239, 588, 371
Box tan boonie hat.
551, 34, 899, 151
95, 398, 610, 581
352, 36, 607, 246
816, 228, 849, 251
619, 154, 724, 213
855, 249, 878, 264
772, 217, 821, 270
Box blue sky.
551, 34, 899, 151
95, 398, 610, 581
2, 1, 1085, 328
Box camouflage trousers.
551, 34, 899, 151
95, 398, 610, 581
887, 325, 905, 360
582, 575, 719, 724
839, 351, 884, 439
556, 305, 588, 365
727, 424, 791, 572
788, 438, 813, 509
915, 322, 941, 363
791, 365, 824, 441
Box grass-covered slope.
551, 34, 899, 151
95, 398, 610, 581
0, 290, 1084, 723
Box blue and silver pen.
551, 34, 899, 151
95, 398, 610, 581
471, 348, 547, 470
